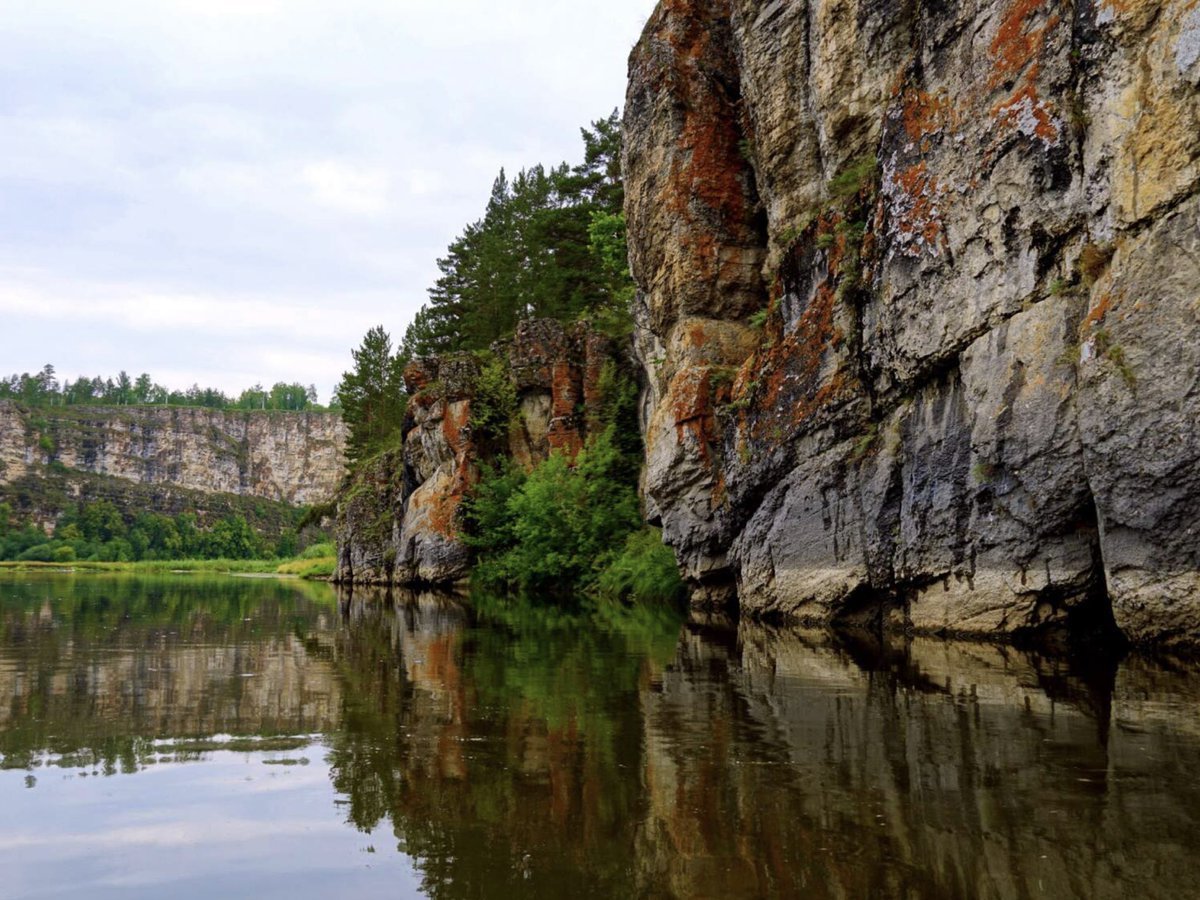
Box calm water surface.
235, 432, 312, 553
1, 574, 1199, 899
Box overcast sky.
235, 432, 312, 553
0, 0, 653, 403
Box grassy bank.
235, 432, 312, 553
0, 553, 337, 580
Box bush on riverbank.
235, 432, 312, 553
462, 427, 683, 605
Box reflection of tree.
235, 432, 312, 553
323, 590, 683, 899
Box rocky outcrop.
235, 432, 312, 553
0, 401, 346, 506
334, 319, 625, 586
625, 0, 1200, 646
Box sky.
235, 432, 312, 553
0, 0, 654, 403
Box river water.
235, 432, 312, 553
0, 573, 1198, 899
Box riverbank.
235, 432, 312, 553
0, 555, 336, 579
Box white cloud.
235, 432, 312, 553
0, 0, 655, 392
301, 161, 391, 218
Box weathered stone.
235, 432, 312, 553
626, 0, 1200, 647
0, 401, 345, 507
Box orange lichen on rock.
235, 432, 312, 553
1083, 293, 1117, 330
989, 0, 1059, 88
403, 359, 437, 393
441, 400, 470, 451
669, 365, 719, 465
547, 358, 585, 458
883, 160, 950, 257
992, 83, 1062, 147
983, 0, 1065, 152
901, 88, 956, 142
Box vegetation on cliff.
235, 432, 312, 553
1, 364, 333, 412
462, 365, 683, 605
333, 111, 682, 606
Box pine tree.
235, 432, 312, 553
399, 111, 633, 358
337, 326, 407, 464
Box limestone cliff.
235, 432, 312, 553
625, 0, 1200, 646
0, 401, 345, 506
334, 319, 625, 586
0, 401, 346, 533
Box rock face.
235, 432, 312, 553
625, 0, 1200, 646
334, 320, 624, 586
0, 401, 346, 506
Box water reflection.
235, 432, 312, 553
1, 574, 1199, 899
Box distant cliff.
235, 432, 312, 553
0, 401, 345, 505
0, 401, 346, 532
623, 0, 1200, 647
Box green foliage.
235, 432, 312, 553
828, 154, 879, 202
337, 326, 408, 465
848, 424, 880, 463
777, 217, 812, 249
594, 361, 641, 479
1094, 329, 1136, 388
299, 541, 336, 560
0, 497, 329, 564
749, 309, 769, 329
0, 364, 326, 412
400, 111, 631, 359
836, 219, 868, 244
971, 461, 998, 484
595, 529, 686, 605
469, 352, 518, 447
464, 428, 643, 600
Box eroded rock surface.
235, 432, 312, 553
625, 0, 1200, 646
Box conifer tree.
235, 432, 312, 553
337, 326, 407, 464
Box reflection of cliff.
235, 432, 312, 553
325, 587, 681, 899
321, 591, 1200, 900
0, 576, 342, 766
638, 627, 1200, 900
6, 575, 1199, 898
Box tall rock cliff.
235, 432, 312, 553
0, 401, 345, 506
0, 402, 346, 533
625, 0, 1200, 646
335, 319, 626, 586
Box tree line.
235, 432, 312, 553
1, 364, 332, 412
0, 499, 320, 563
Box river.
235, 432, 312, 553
0, 573, 1198, 899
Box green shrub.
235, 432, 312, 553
470, 352, 518, 446
464, 428, 641, 599
595, 528, 685, 605
828, 154, 878, 202
17, 543, 58, 563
